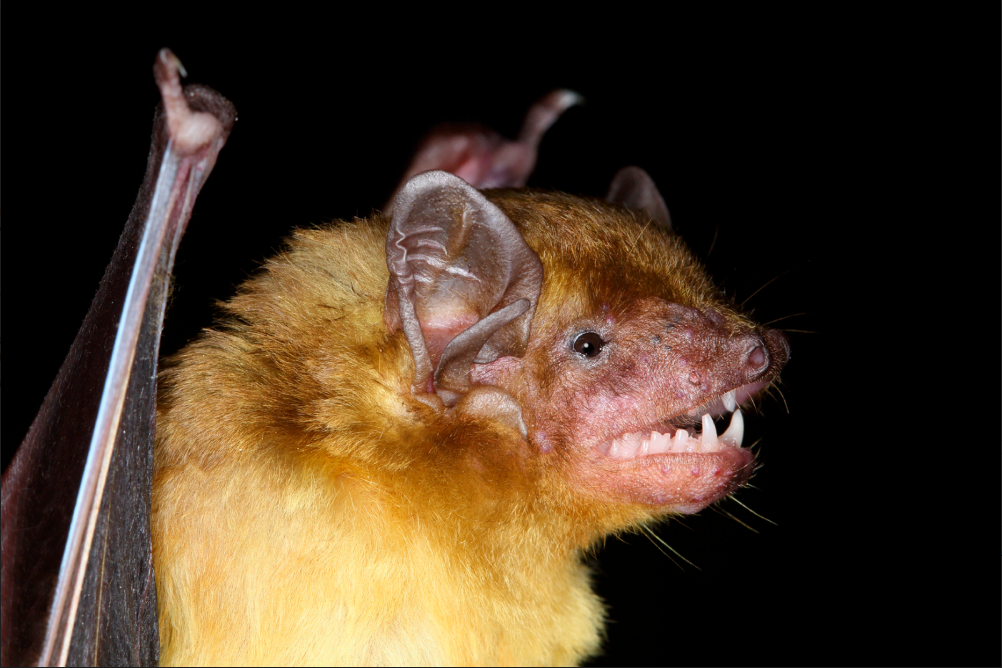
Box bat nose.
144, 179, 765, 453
740, 330, 789, 382
745, 342, 769, 377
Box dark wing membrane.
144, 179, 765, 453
0, 50, 235, 666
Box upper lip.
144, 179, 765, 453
674, 380, 770, 425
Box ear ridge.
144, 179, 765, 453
385, 171, 542, 403
606, 166, 672, 231
434, 300, 530, 406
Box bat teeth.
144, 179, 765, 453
604, 432, 643, 459
648, 431, 671, 455
673, 429, 690, 451
691, 410, 742, 453
701, 414, 718, 449
690, 386, 753, 421
720, 408, 744, 448
602, 408, 745, 459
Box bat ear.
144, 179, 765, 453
385, 171, 543, 406
384, 89, 582, 208
606, 166, 672, 231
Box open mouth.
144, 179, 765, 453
597, 382, 766, 460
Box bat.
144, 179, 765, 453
1, 50, 236, 666
3, 48, 793, 668
152, 109, 789, 664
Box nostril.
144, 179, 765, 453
745, 344, 769, 376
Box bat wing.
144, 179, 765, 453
0, 50, 236, 666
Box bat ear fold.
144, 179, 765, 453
606, 166, 672, 231
385, 171, 543, 406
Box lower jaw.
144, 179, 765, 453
579, 445, 755, 513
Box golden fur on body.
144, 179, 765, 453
152, 190, 736, 665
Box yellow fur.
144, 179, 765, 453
153, 191, 743, 665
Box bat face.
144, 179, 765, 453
469, 191, 789, 519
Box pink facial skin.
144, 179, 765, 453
472, 296, 789, 514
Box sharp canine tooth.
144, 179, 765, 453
722, 408, 744, 447
723, 390, 737, 412
701, 414, 718, 449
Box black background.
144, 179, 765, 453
3, 11, 987, 667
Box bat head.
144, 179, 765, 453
381, 170, 789, 541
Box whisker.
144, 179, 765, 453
773, 386, 790, 414
641, 525, 699, 570
729, 496, 777, 526
637, 526, 680, 568
712, 504, 760, 533
761, 312, 810, 327
706, 223, 720, 258
670, 516, 694, 532
740, 267, 796, 308
778, 328, 818, 334
626, 216, 655, 253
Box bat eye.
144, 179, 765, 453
572, 332, 605, 358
